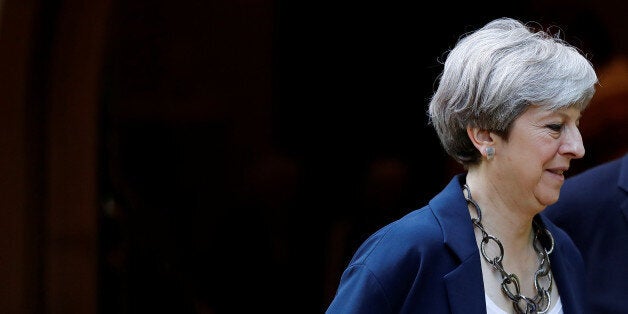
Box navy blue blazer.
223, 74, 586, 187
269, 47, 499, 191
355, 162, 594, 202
326, 174, 586, 314
544, 153, 628, 313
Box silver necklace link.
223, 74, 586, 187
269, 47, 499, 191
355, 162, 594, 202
463, 184, 555, 314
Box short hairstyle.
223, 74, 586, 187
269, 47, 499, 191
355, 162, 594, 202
428, 17, 598, 167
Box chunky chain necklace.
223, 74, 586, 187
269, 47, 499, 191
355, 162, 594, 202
463, 184, 555, 314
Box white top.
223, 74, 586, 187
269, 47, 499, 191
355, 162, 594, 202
485, 294, 563, 314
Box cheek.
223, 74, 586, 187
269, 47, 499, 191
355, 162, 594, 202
525, 135, 559, 160
512, 140, 549, 163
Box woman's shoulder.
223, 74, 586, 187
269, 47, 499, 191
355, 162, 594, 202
384, 206, 445, 243
348, 205, 447, 267
346, 174, 472, 277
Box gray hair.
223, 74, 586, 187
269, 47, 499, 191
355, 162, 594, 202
428, 17, 598, 166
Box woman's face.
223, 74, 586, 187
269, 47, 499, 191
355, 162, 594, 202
494, 105, 585, 208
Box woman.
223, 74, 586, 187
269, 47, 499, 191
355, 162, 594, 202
325, 17, 597, 313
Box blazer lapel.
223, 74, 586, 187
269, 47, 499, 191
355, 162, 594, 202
538, 215, 585, 314
444, 254, 486, 314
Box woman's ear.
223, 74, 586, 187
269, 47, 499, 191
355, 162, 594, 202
466, 126, 495, 160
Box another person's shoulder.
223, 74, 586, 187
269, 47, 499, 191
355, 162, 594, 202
568, 153, 626, 185
545, 153, 627, 221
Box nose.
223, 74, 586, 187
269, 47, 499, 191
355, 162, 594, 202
559, 125, 585, 159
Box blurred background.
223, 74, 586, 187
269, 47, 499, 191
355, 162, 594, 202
0, 0, 626, 313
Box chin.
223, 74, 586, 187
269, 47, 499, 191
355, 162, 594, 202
537, 189, 560, 207
543, 193, 560, 206
545, 198, 559, 206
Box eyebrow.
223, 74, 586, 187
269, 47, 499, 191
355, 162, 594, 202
547, 108, 582, 121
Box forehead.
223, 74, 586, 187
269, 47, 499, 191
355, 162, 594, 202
521, 105, 582, 120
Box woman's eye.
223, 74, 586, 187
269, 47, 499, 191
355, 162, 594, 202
547, 124, 563, 132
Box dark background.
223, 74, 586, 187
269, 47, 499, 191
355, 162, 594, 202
0, 0, 625, 313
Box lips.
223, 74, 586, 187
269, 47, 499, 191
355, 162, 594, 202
546, 168, 567, 184
548, 169, 564, 175
547, 166, 568, 175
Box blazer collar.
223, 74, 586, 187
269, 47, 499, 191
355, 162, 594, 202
430, 174, 478, 263
430, 174, 486, 313
537, 215, 585, 314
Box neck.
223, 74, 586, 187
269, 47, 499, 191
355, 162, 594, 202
464, 173, 535, 249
